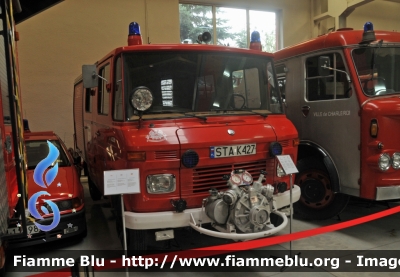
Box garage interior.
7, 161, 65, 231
4, 0, 400, 276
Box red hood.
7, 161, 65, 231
27, 167, 77, 201
362, 96, 400, 149
360, 95, 400, 199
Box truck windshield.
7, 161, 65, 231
122, 51, 282, 120
352, 46, 400, 97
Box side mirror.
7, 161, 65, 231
82, 65, 98, 88
318, 56, 331, 76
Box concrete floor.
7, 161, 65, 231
4, 176, 400, 277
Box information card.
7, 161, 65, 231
104, 169, 140, 195
276, 155, 298, 175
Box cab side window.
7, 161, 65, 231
306, 53, 350, 101
85, 88, 92, 112
113, 57, 123, 120
98, 64, 110, 115
275, 64, 286, 99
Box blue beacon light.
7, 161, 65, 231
251, 31, 261, 42
363, 21, 374, 32
129, 22, 141, 36
361, 21, 376, 43
249, 31, 262, 51
128, 22, 142, 46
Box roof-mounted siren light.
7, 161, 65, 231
361, 22, 376, 44
197, 32, 212, 44
128, 22, 142, 46
249, 31, 262, 51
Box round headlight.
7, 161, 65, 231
130, 87, 153, 111
378, 153, 391, 171
392, 153, 400, 170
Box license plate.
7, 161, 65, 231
7, 224, 40, 235
210, 143, 256, 158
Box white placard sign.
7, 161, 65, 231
104, 169, 140, 195
276, 155, 298, 175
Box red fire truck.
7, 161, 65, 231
274, 22, 400, 220
0, 0, 29, 274
73, 23, 300, 250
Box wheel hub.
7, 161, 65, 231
296, 170, 334, 209
301, 178, 326, 203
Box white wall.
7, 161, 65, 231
17, 0, 178, 147
347, 1, 400, 31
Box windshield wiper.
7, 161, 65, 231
211, 108, 269, 118
184, 113, 207, 121
245, 110, 269, 118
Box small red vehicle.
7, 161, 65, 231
275, 22, 400, 220
73, 23, 300, 251
7, 131, 87, 247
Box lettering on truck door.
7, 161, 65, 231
301, 52, 360, 195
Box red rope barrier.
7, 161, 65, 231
25, 204, 400, 275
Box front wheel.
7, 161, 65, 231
294, 157, 349, 220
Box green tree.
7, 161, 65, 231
234, 29, 248, 48
179, 4, 235, 44
263, 31, 276, 52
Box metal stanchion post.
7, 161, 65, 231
289, 173, 293, 256
121, 194, 129, 277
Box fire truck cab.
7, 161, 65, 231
275, 22, 400, 220
73, 23, 300, 250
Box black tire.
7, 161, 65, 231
294, 156, 349, 220
88, 175, 102, 201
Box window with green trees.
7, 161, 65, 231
179, 4, 277, 52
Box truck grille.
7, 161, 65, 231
181, 159, 275, 195
279, 140, 290, 147
154, 150, 178, 159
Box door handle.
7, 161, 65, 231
96, 131, 100, 136
301, 105, 310, 117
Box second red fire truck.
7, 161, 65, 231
275, 22, 400, 220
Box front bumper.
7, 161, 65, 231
376, 185, 400, 200
124, 185, 301, 230
7, 208, 87, 248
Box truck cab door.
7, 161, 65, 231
301, 52, 360, 195
92, 61, 111, 193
